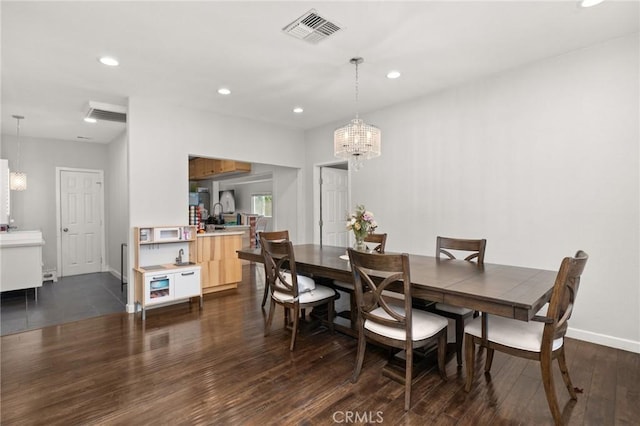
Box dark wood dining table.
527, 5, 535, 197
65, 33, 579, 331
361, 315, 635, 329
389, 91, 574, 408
237, 244, 558, 327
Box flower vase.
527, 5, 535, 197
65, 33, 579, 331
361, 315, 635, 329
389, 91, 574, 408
353, 234, 367, 252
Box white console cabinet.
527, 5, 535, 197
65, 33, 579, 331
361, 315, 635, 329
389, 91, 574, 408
0, 230, 45, 300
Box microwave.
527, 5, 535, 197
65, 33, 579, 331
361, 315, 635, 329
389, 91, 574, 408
153, 227, 182, 242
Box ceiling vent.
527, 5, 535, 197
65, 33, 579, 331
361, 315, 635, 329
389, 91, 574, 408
85, 101, 127, 123
282, 9, 342, 44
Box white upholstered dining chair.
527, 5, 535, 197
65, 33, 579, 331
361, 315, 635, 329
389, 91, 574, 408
464, 250, 588, 425
348, 249, 448, 411
261, 236, 338, 351
426, 236, 486, 366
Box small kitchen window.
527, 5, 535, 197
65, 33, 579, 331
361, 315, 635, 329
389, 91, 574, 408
251, 193, 272, 217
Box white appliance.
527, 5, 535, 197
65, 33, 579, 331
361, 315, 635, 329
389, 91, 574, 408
153, 227, 182, 242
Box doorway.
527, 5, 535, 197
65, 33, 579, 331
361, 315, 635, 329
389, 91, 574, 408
319, 164, 349, 246
56, 168, 106, 277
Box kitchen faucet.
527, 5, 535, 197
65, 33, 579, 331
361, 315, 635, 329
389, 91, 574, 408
176, 248, 184, 264
212, 202, 223, 217
212, 202, 224, 224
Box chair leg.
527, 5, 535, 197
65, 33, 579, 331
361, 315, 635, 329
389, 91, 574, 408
541, 351, 563, 425
455, 316, 464, 366
261, 279, 269, 307
404, 342, 412, 411
557, 347, 577, 400
437, 330, 448, 381
327, 300, 335, 334
352, 328, 367, 383
289, 306, 300, 351
265, 299, 276, 336
464, 334, 475, 392
349, 291, 357, 330
484, 348, 495, 373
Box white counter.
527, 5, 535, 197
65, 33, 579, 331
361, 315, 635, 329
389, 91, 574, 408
197, 231, 246, 237
0, 230, 45, 296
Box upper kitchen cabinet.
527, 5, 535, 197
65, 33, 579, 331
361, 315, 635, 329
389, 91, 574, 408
189, 157, 251, 180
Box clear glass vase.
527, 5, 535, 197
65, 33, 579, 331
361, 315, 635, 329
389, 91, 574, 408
353, 234, 367, 251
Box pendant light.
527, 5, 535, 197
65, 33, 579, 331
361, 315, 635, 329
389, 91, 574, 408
334, 57, 381, 171
9, 115, 27, 191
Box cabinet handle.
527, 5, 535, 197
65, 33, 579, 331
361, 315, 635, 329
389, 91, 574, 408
152, 276, 168, 280
181, 272, 195, 276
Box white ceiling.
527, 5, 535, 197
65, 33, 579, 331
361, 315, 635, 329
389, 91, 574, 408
2, 1, 638, 144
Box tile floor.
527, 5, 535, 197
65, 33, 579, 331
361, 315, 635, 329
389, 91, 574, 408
1, 272, 127, 336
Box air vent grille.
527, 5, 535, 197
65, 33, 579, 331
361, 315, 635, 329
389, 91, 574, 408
86, 101, 127, 123
283, 9, 342, 44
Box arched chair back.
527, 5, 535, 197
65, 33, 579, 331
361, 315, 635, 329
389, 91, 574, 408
436, 236, 486, 264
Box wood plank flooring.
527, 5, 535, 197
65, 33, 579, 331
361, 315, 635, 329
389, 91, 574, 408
1, 264, 638, 425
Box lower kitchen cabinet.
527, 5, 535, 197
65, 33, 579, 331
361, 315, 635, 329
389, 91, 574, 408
196, 232, 243, 294
135, 266, 202, 320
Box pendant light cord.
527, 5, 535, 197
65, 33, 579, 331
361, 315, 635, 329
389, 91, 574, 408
12, 115, 24, 171
355, 60, 359, 119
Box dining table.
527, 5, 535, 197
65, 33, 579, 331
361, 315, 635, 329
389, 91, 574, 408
237, 244, 559, 341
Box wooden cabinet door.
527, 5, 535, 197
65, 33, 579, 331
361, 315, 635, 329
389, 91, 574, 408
196, 235, 242, 290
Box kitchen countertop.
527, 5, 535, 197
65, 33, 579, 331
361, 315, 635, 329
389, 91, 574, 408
0, 230, 45, 247
197, 230, 245, 237
135, 263, 201, 273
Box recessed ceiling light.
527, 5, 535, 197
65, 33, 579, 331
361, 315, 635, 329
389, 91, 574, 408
84, 117, 97, 123
98, 56, 119, 67
218, 88, 231, 95
579, 0, 605, 7
293, 107, 304, 114
386, 70, 401, 79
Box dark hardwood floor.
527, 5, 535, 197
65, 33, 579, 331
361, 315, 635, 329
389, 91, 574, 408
1, 264, 637, 425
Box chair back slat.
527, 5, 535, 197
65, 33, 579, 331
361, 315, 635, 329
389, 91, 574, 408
436, 236, 486, 264
544, 250, 588, 343
260, 230, 289, 242
348, 249, 413, 336
364, 233, 388, 254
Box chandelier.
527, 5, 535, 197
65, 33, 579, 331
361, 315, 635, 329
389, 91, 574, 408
334, 57, 381, 171
9, 115, 27, 191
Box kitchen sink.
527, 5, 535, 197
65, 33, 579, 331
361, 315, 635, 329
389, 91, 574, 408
174, 261, 196, 266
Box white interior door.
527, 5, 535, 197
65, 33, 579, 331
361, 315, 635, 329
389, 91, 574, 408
60, 170, 103, 276
320, 167, 348, 247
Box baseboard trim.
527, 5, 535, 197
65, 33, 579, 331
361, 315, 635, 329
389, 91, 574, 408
567, 327, 639, 354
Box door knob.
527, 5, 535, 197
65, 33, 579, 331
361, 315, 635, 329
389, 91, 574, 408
63, 228, 68, 232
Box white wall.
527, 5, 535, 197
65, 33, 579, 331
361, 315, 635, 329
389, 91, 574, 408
127, 99, 306, 309
304, 35, 639, 352
1, 135, 110, 271
106, 131, 129, 279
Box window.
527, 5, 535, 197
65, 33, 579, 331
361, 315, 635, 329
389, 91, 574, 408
251, 194, 272, 217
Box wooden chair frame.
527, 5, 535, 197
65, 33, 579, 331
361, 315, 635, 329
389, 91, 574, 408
427, 236, 486, 366
261, 237, 337, 351
349, 249, 447, 411
259, 230, 290, 308
464, 250, 588, 425
334, 233, 387, 331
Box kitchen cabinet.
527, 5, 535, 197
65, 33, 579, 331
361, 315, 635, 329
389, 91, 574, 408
196, 232, 243, 294
137, 267, 201, 320
133, 226, 202, 320
188, 158, 251, 180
